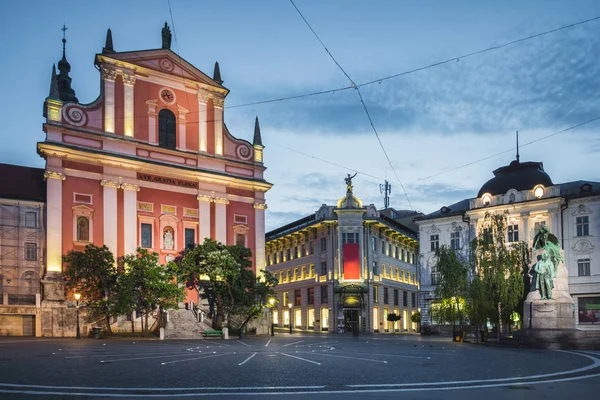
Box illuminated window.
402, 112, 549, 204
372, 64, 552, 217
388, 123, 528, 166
533, 185, 544, 199
430, 235, 439, 252
373, 307, 379, 331
283, 310, 290, 327
576, 216, 590, 237
272, 310, 278, 325
578, 259, 591, 276
158, 109, 176, 149
373, 286, 379, 303
308, 309, 315, 328
295, 309, 302, 328
321, 307, 329, 329
508, 225, 519, 242
482, 193, 492, 206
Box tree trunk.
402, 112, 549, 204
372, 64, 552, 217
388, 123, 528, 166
131, 314, 135, 333
497, 302, 502, 340
144, 312, 149, 333
105, 314, 112, 333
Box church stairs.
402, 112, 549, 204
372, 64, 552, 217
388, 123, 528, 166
164, 307, 214, 339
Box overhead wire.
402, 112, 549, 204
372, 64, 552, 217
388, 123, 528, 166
288, 0, 414, 210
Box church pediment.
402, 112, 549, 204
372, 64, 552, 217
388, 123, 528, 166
96, 50, 226, 92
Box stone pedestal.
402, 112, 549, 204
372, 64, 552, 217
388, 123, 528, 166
41, 272, 66, 302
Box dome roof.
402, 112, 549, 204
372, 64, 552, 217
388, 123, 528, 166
477, 160, 553, 198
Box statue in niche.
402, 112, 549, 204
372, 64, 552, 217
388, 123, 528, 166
163, 228, 174, 250
77, 216, 89, 242
345, 172, 357, 193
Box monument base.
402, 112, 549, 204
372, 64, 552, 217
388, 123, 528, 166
41, 272, 66, 302
524, 298, 575, 330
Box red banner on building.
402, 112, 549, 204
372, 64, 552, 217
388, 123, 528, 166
343, 243, 360, 280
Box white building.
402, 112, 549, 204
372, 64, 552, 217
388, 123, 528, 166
266, 182, 420, 334
416, 157, 600, 330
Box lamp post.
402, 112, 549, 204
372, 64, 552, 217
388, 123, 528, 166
269, 298, 275, 336
288, 303, 293, 334
74, 293, 81, 339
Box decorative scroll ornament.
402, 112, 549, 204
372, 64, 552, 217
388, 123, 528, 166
197, 92, 210, 103
44, 170, 66, 181
254, 203, 268, 210
101, 68, 117, 81
120, 182, 140, 191
121, 73, 137, 86
213, 196, 229, 205
235, 144, 253, 160
63, 106, 88, 127
197, 194, 212, 202
212, 97, 224, 108
100, 179, 120, 188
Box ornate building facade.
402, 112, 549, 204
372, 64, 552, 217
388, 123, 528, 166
266, 179, 420, 334
36, 24, 272, 335
416, 156, 600, 330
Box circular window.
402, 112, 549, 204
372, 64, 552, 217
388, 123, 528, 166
533, 185, 544, 199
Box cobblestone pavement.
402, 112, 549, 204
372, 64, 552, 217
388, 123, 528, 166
0, 334, 598, 399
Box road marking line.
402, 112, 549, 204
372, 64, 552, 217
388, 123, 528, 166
310, 341, 338, 346
283, 340, 304, 347
100, 353, 196, 363
336, 351, 428, 359
161, 353, 229, 365
265, 340, 272, 347
236, 340, 251, 347
238, 352, 257, 365
297, 351, 387, 364
280, 352, 320, 365
66, 352, 188, 359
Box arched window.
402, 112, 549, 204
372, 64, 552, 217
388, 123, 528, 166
77, 216, 90, 242
158, 109, 176, 149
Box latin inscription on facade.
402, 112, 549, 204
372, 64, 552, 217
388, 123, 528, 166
137, 173, 198, 189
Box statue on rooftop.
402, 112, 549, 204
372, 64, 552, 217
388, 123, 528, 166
345, 173, 357, 193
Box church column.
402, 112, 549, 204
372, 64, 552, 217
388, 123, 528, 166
197, 93, 208, 152
213, 98, 224, 156
254, 203, 267, 277
521, 212, 530, 245
101, 179, 119, 258
146, 100, 158, 145
177, 105, 189, 152
214, 195, 228, 244
44, 171, 65, 273
102, 68, 117, 134
122, 73, 135, 137
122, 183, 139, 256
197, 194, 212, 244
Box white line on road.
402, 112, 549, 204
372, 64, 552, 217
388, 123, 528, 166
309, 341, 338, 346
297, 351, 387, 364
236, 340, 251, 347
161, 353, 229, 365
280, 352, 320, 365
283, 340, 304, 347
238, 352, 257, 365
265, 340, 272, 347
100, 353, 196, 363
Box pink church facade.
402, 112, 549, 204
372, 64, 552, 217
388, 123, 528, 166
39, 24, 271, 308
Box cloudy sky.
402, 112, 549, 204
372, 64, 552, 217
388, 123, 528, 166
2, 0, 600, 231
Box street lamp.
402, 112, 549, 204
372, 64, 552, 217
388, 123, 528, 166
269, 297, 275, 337
288, 303, 293, 334
74, 293, 81, 339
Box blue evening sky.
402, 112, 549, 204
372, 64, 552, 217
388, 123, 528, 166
1, 0, 599, 230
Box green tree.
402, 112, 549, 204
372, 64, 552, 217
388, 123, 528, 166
471, 211, 529, 339
433, 245, 469, 327
118, 249, 183, 333
63, 244, 117, 332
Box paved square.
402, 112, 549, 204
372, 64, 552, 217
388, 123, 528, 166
0, 334, 598, 399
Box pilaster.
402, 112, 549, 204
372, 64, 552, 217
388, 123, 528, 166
101, 179, 119, 258
44, 170, 65, 273
254, 203, 267, 276
177, 104, 189, 151
146, 100, 158, 145
213, 98, 224, 156
197, 93, 209, 152
214, 194, 229, 244
122, 183, 140, 256
122, 73, 136, 137
102, 68, 117, 134
197, 194, 212, 244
